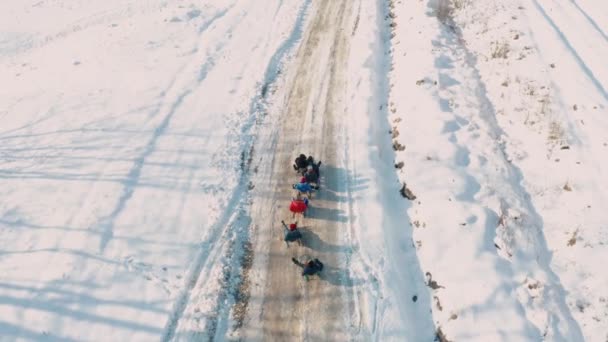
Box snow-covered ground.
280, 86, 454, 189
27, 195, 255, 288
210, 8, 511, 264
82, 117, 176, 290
386, 0, 608, 340
1, 0, 308, 340
343, 0, 437, 340
1, 0, 607, 340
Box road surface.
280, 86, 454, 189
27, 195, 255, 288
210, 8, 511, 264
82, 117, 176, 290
243, 0, 358, 339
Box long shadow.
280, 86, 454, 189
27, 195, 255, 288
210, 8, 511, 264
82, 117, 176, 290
0, 320, 78, 342
97, 88, 192, 252
305, 205, 347, 222
314, 186, 347, 203
0, 294, 163, 334
0, 248, 123, 267
0, 282, 169, 314
318, 264, 364, 287
299, 227, 348, 253
0, 218, 195, 249
320, 164, 369, 194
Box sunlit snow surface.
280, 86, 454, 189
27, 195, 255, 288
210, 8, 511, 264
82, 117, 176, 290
1, 0, 607, 341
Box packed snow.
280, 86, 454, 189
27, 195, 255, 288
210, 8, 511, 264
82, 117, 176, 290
0, 0, 606, 341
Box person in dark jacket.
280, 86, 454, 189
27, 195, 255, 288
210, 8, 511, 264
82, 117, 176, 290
281, 220, 302, 247
304, 165, 319, 185
291, 257, 324, 281
293, 154, 308, 171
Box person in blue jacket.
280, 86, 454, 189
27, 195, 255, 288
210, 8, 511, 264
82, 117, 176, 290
281, 220, 303, 247
293, 177, 313, 197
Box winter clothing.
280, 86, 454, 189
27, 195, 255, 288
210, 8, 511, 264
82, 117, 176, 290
304, 169, 318, 183
306, 156, 315, 167
294, 154, 308, 170
310, 161, 321, 175
294, 182, 313, 194
282, 221, 302, 244
289, 198, 308, 214
292, 257, 324, 279
302, 259, 323, 276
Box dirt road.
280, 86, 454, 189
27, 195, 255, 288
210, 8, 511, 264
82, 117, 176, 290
242, 0, 358, 339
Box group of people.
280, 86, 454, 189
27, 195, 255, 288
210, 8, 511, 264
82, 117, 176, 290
289, 154, 321, 218
282, 154, 324, 281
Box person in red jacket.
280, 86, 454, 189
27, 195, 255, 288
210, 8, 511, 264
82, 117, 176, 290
289, 193, 309, 219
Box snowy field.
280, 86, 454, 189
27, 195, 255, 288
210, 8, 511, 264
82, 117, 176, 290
1, 0, 308, 340
1, 0, 607, 341
386, 0, 608, 340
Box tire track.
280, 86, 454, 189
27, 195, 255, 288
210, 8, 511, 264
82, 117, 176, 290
162, 1, 314, 340
531, 0, 608, 100
242, 0, 357, 340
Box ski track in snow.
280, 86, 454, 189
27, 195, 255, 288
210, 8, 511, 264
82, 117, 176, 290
531, 0, 608, 101
166, 1, 314, 340
568, 0, 608, 42
160, 10, 250, 342
97, 87, 191, 253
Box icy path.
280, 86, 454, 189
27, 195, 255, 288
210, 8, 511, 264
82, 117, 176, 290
241, 0, 358, 339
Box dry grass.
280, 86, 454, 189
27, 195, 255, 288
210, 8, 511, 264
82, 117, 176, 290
567, 228, 579, 246
434, 296, 443, 311
391, 126, 400, 138
538, 94, 550, 116
451, 0, 469, 10
491, 41, 510, 59
436, 326, 451, 342
232, 241, 254, 328
548, 121, 565, 142
400, 183, 416, 200
393, 140, 406, 151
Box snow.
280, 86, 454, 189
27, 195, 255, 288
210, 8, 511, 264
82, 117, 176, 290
1, 0, 607, 340
1, 0, 306, 340
343, 0, 436, 340
381, 0, 607, 340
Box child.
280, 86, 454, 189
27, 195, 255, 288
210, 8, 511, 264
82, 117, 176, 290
281, 220, 303, 247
